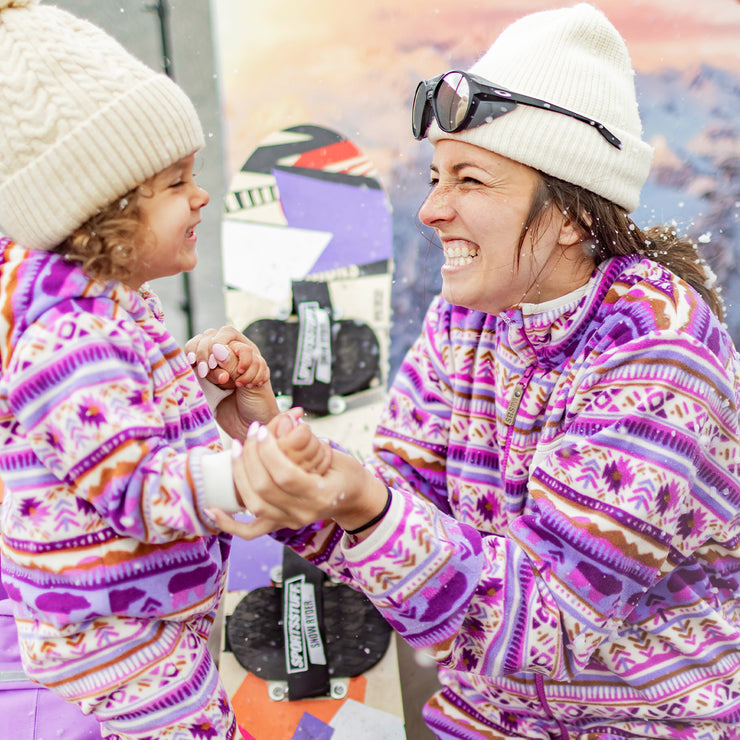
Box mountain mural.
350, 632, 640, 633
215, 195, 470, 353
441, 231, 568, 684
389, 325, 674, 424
637, 64, 740, 328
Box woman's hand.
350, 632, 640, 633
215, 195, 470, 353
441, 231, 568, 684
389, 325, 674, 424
208, 421, 389, 541
185, 326, 280, 436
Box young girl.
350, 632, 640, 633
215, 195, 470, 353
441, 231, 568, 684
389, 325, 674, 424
0, 2, 326, 738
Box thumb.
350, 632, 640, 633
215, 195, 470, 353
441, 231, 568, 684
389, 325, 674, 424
210, 343, 240, 383
272, 411, 299, 438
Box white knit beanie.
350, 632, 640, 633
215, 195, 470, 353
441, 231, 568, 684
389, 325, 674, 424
427, 3, 653, 213
0, 0, 205, 250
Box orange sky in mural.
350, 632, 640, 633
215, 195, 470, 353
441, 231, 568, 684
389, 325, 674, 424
214, 0, 740, 179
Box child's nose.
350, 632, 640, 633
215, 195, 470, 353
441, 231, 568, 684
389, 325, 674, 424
192, 183, 209, 209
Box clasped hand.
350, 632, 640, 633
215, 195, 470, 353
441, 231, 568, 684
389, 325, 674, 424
186, 326, 388, 540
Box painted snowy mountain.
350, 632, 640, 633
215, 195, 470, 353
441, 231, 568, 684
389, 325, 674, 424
637, 64, 740, 332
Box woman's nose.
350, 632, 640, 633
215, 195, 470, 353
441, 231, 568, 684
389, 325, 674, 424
418, 184, 453, 227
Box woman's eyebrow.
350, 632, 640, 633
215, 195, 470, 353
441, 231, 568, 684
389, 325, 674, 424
429, 162, 484, 174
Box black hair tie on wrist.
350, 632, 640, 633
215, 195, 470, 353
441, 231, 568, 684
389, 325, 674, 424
344, 486, 392, 536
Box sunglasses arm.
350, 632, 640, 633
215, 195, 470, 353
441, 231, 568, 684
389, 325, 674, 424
489, 90, 622, 149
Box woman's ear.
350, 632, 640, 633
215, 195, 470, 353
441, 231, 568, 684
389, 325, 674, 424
558, 209, 589, 248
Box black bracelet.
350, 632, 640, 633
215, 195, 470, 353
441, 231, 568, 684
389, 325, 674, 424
344, 486, 392, 536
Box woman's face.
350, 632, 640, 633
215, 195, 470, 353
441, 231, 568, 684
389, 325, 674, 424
418, 139, 593, 314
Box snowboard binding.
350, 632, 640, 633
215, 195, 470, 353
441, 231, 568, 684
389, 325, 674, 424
243, 280, 381, 416
225, 547, 392, 702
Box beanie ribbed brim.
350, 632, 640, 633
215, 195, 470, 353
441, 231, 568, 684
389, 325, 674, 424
0, 74, 204, 250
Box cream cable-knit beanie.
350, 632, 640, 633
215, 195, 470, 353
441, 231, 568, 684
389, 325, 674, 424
0, 0, 204, 250
427, 4, 653, 213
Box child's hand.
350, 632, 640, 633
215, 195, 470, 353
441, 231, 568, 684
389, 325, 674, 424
186, 326, 279, 434
267, 407, 332, 475
185, 327, 268, 389
221, 424, 381, 540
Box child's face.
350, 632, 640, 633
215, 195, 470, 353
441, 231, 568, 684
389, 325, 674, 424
126, 153, 209, 290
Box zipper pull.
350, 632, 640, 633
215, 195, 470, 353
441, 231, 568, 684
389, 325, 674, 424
503, 365, 535, 426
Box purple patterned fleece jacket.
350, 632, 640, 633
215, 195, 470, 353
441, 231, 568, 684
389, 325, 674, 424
277, 255, 740, 739
0, 240, 231, 634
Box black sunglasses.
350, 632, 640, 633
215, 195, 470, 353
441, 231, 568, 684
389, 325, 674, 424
412, 70, 621, 150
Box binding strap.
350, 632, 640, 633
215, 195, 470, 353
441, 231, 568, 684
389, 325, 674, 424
290, 280, 333, 414
281, 546, 330, 700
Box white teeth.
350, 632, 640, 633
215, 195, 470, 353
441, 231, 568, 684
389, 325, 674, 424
444, 244, 479, 266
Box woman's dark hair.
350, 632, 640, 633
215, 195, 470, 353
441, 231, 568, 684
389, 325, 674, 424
52, 185, 154, 285
523, 172, 724, 320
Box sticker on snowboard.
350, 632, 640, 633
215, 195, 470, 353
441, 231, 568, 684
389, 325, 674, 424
243, 279, 380, 415
225, 547, 392, 701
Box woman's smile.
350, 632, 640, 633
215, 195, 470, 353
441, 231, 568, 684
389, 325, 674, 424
442, 239, 480, 268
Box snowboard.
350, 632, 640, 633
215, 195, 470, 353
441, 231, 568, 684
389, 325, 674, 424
218, 124, 404, 739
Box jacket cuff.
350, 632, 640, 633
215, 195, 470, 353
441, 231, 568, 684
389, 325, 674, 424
201, 449, 243, 513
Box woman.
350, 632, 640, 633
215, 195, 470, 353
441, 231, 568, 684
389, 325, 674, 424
201, 5, 740, 739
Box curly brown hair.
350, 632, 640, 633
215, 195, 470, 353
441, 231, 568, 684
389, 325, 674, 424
52, 186, 155, 285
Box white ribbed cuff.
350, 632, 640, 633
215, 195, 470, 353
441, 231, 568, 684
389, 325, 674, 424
201, 449, 243, 513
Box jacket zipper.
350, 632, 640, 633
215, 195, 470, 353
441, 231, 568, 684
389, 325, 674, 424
504, 367, 569, 740
504, 365, 535, 426
501, 365, 535, 477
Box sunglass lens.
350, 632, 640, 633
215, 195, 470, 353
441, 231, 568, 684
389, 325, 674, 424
435, 72, 471, 132
412, 81, 433, 140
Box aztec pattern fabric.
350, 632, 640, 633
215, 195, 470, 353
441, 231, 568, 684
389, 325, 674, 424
274, 255, 740, 740
0, 238, 235, 737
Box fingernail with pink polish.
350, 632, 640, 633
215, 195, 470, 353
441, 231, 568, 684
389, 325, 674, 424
231, 439, 243, 458
186, 352, 196, 364
197, 361, 208, 378
212, 343, 230, 362
247, 421, 260, 439
208, 354, 218, 369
